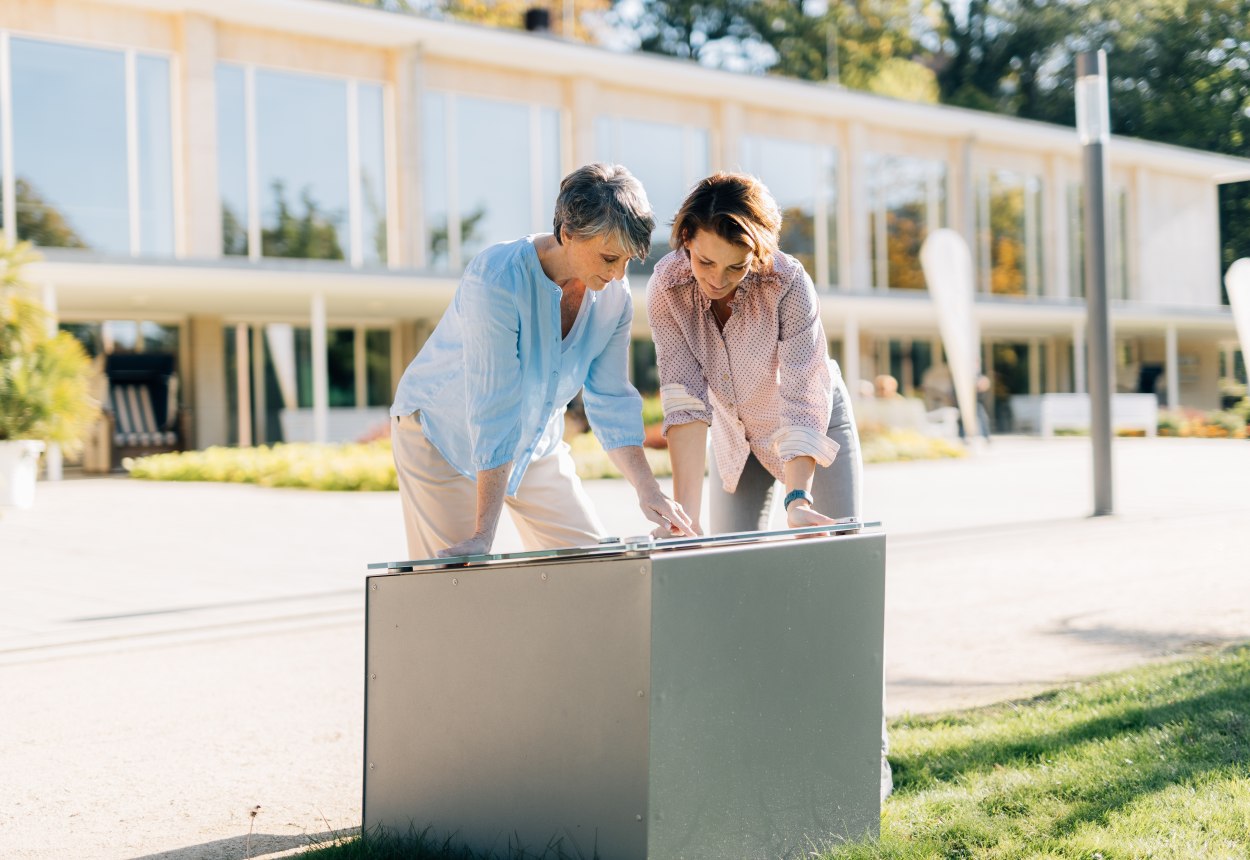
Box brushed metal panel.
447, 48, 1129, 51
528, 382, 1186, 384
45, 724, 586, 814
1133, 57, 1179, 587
364, 557, 652, 859
646, 532, 885, 859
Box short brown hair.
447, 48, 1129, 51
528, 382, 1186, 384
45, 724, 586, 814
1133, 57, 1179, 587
670, 172, 781, 271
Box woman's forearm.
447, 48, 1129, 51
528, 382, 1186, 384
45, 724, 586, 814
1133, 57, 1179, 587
471, 462, 511, 542
665, 421, 708, 528
782, 455, 817, 498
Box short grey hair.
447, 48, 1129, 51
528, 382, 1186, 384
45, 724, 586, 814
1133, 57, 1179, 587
552, 163, 655, 262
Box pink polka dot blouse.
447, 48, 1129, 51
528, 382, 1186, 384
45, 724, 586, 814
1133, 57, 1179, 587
646, 249, 839, 493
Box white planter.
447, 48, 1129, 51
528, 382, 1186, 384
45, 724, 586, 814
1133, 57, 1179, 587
0, 440, 46, 509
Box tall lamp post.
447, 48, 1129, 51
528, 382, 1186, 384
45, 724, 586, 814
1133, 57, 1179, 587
1077, 50, 1114, 516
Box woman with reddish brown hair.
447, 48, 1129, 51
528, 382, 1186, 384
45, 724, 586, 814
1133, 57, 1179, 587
646, 171, 861, 538
646, 172, 890, 800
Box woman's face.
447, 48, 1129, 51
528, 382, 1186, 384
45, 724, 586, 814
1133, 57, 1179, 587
563, 230, 629, 291
687, 229, 753, 302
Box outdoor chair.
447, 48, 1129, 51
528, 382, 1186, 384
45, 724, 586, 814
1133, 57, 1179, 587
84, 353, 187, 472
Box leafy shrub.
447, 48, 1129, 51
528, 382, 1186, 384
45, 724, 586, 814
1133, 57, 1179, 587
566, 432, 671, 480
1157, 408, 1247, 439
126, 441, 398, 491
858, 425, 966, 463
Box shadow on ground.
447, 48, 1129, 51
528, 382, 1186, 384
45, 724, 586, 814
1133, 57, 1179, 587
128, 828, 353, 860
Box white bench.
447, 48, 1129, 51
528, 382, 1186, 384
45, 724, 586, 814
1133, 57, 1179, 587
853, 397, 960, 439
279, 407, 392, 444
1009, 393, 1158, 437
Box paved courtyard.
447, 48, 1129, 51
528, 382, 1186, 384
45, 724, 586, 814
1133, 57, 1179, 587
0, 436, 1247, 858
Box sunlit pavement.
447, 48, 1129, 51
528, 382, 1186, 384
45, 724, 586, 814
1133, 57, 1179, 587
1, 435, 1247, 858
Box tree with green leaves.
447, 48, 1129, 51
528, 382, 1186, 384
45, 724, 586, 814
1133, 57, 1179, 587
611, 0, 938, 100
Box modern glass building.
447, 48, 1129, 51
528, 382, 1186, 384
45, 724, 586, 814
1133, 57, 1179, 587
4, 0, 1248, 448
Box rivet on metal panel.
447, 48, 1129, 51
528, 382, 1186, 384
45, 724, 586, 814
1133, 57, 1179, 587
452, 577, 459, 586
370, 584, 377, 591
541, 572, 548, 582
370, 674, 377, 680
369, 763, 375, 770
635, 814, 643, 822
639, 565, 646, 575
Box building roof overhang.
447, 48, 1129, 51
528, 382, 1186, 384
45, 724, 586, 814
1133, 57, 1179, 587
89, 0, 1250, 182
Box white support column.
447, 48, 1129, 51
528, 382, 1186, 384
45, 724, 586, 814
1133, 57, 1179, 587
1073, 321, 1087, 394
41, 284, 63, 481
717, 100, 744, 172
1028, 338, 1042, 394
568, 79, 599, 168
354, 325, 368, 408
1165, 324, 1179, 410
125, 51, 141, 256
1046, 155, 1069, 299
841, 315, 861, 398
251, 325, 267, 444
312, 294, 329, 444
347, 80, 364, 268
391, 47, 422, 269
235, 324, 252, 447
846, 123, 869, 293
835, 125, 853, 293
0, 33, 14, 247
1046, 336, 1059, 394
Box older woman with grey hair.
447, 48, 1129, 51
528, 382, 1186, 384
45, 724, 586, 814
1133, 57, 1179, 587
390, 163, 694, 559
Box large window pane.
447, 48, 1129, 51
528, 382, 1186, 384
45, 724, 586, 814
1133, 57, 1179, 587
422, 92, 449, 269
256, 70, 349, 260
539, 107, 562, 235
140, 321, 180, 355
868, 155, 946, 291
365, 329, 393, 407
597, 118, 709, 276
423, 95, 560, 271
11, 38, 127, 251
136, 56, 174, 256
742, 136, 836, 286
978, 170, 1042, 297
293, 327, 356, 407
358, 83, 388, 265
217, 65, 249, 257
456, 97, 532, 261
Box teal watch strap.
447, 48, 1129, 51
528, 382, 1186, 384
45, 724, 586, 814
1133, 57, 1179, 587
783, 489, 813, 511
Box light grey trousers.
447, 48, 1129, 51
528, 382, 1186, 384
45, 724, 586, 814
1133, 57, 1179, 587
708, 365, 862, 533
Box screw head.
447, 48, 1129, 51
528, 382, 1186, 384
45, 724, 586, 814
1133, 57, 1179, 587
452, 577, 459, 586
541, 572, 548, 582
639, 565, 646, 575
370, 673, 377, 680
370, 584, 377, 591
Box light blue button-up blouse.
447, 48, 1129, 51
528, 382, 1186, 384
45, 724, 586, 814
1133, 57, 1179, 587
391, 235, 645, 496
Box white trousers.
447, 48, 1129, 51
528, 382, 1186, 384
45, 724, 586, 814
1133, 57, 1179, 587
392, 412, 605, 559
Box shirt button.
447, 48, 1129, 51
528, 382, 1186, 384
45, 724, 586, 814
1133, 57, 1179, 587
722, 373, 730, 382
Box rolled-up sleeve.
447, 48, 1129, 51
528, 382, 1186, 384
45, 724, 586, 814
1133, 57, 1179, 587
583, 288, 645, 450
647, 276, 712, 435
772, 266, 839, 465
459, 262, 524, 471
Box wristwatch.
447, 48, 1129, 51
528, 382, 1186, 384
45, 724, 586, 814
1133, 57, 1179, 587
783, 489, 814, 511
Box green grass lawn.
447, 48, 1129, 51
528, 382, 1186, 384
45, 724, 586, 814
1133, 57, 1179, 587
302, 645, 1250, 859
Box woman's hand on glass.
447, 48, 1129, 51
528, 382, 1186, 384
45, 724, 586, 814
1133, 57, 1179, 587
639, 491, 698, 538
437, 533, 492, 559
785, 502, 840, 531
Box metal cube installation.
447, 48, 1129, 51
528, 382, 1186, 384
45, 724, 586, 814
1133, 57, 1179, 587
364, 526, 886, 859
